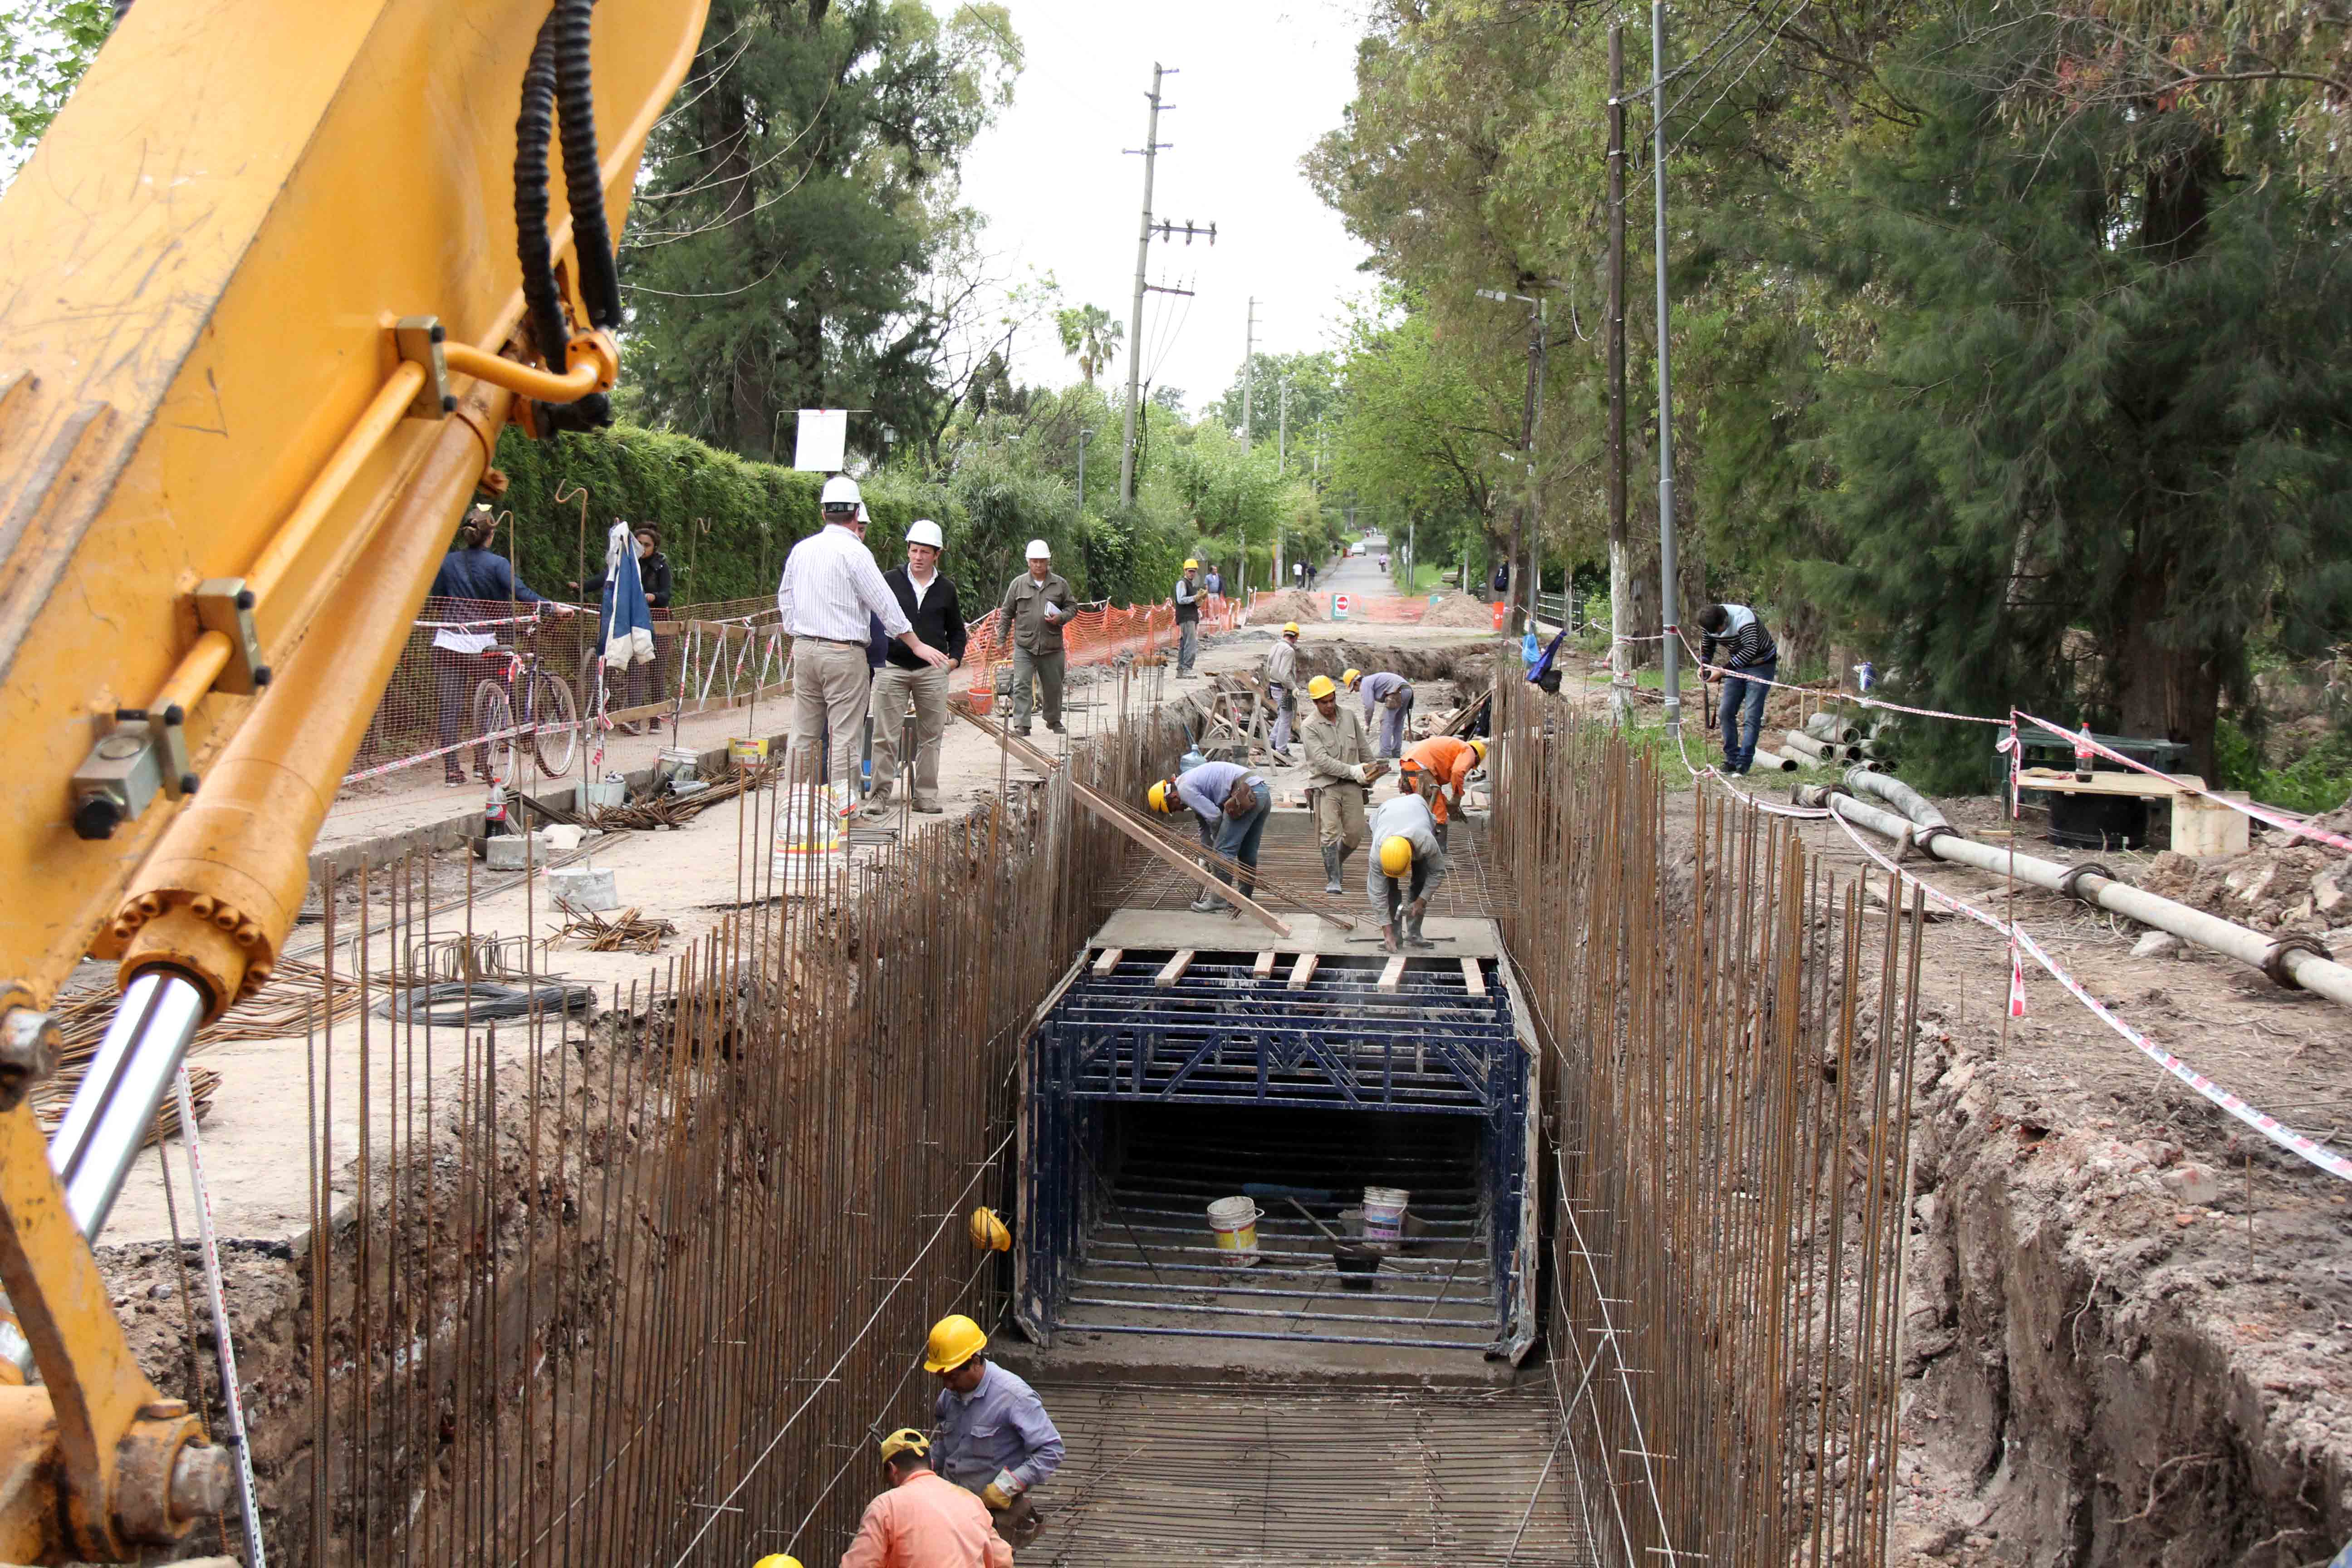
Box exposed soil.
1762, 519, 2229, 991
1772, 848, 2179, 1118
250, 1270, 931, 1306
1420, 592, 1504, 627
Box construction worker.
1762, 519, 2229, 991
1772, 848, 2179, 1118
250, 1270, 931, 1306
1368, 764, 1447, 953
1000, 540, 1075, 737
778, 476, 955, 790
1399, 735, 1487, 849
1173, 558, 1204, 677
1300, 674, 1389, 893
838, 1429, 1013, 1568
870, 519, 967, 814
1349, 668, 1416, 759
925, 1315, 1062, 1550
1265, 621, 1301, 763
1696, 601, 1779, 776
1148, 759, 1275, 913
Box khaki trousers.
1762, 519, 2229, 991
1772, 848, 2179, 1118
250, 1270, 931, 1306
1312, 781, 1368, 853
787, 639, 872, 789
870, 662, 949, 808
1011, 646, 1064, 732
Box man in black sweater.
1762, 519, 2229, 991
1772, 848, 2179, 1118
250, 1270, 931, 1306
868, 519, 968, 813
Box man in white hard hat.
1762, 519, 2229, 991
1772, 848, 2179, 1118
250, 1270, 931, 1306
869, 519, 966, 814
777, 476, 954, 792
1172, 557, 1204, 677
1000, 540, 1075, 737
1264, 620, 1302, 764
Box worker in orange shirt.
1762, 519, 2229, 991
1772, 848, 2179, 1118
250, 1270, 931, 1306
1399, 735, 1487, 849
836, 1430, 1014, 1568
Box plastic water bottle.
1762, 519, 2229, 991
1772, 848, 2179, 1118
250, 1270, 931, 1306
2074, 724, 2094, 783
483, 777, 510, 835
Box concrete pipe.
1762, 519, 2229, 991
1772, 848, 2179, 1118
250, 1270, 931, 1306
1805, 712, 1862, 745
1751, 747, 1800, 773
1801, 784, 2352, 1010
1841, 766, 1950, 828
1781, 730, 1835, 764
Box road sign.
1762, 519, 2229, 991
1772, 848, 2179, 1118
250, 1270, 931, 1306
1331, 593, 1350, 621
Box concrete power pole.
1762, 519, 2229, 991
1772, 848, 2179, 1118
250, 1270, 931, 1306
1651, 1, 1682, 736
1119, 64, 1171, 508
1240, 298, 1257, 443
1607, 22, 1633, 723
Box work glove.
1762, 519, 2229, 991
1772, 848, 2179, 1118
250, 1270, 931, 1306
981, 1483, 1014, 1510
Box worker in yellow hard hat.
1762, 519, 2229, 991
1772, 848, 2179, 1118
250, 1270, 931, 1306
839, 1427, 1013, 1568
752, 1556, 805, 1568
1366, 761, 1448, 952
1173, 556, 1205, 677
1264, 618, 1304, 764
922, 1314, 1063, 1549
1342, 667, 1362, 689
1147, 760, 1274, 912
1299, 671, 1390, 893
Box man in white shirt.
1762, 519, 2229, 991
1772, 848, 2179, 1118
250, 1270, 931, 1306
777, 476, 953, 792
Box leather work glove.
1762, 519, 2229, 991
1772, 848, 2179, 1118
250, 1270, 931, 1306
981, 1483, 1014, 1510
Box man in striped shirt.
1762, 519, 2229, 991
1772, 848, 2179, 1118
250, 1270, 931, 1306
1696, 602, 1779, 775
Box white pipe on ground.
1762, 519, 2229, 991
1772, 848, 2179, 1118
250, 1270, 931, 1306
1781, 730, 1835, 763
1802, 783, 2352, 1010
1751, 747, 1799, 773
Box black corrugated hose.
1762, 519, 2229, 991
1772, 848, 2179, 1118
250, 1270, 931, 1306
551, 0, 624, 331
512, 10, 570, 374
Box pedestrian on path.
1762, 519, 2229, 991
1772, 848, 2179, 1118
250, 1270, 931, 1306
1205, 564, 1223, 597
1149, 759, 1274, 913
870, 519, 966, 815
776, 476, 954, 791
1349, 668, 1416, 759
1173, 558, 1204, 676
1696, 601, 1779, 775
1368, 767, 1447, 953
1265, 621, 1302, 762
926, 1315, 1062, 1551
1001, 540, 1075, 736
1300, 674, 1389, 892
838, 1429, 1013, 1568
429, 505, 573, 786
1400, 735, 1486, 849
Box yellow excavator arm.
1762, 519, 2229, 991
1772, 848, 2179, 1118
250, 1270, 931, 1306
0, 0, 707, 1556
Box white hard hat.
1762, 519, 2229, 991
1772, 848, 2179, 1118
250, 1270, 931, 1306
854, 502, 870, 523
907, 519, 945, 549
820, 475, 862, 511
1025, 539, 1052, 560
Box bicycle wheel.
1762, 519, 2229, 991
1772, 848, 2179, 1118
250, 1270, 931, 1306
472, 680, 514, 782
531, 666, 579, 777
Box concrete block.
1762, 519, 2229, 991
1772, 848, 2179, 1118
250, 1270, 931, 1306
484, 834, 533, 871
2161, 1161, 2223, 1206
2131, 930, 2182, 959
546, 865, 619, 912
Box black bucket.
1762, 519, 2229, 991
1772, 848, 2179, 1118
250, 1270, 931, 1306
1333, 1245, 1382, 1290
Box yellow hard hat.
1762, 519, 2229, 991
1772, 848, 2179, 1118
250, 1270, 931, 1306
1282, 621, 1300, 637
1148, 778, 1177, 813
1379, 835, 1414, 876
1184, 558, 1200, 570
1306, 675, 1337, 701
969, 1206, 1011, 1252
880, 1428, 931, 1464
753, 1556, 805, 1568
923, 1313, 988, 1374
1343, 668, 1362, 688
1469, 738, 1489, 762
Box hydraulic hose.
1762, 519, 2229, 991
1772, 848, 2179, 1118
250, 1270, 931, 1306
512, 10, 569, 373
552, 0, 624, 330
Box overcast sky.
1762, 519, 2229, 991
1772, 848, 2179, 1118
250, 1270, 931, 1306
949, 0, 1377, 419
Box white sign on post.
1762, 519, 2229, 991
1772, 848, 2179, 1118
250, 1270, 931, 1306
791, 409, 848, 472
1331, 593, 1351, 621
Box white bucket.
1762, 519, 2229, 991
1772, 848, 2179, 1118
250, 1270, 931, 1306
774, 786, 848, 870
1362, 1186, 1410, 1243
1205, 1196, 1263, 1264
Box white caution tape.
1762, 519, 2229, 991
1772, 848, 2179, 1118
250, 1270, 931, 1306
2015, 710, 2352, 855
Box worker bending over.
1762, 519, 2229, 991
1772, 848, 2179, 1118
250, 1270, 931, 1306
1696, 601, 1779, 776
1368, 764, 1447, 953
1149, 760, 1274, 914
1348, 668, 1416, 759
1265, 621, 1302, 763
1299, 674, 1389, 893
1399, 735, 1486, 849
838, 1429, 1013, 1568
925, 1315, 1062, 1549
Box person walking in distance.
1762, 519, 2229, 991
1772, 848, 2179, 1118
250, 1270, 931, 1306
1349, 667, 1416, 759
1696, 601, 1779, 775
1399, 734, 1486, 850
1147, 759, 1274, 914
1265, 621, 1302, 763
428, 505, 573, 786
1204, 563, 1223, 598
869, 519, 966, 815
1368, 763, 1448, 953
1001, 539, 1075, 736
776, 476, 954, 793
1172, 557, 1204, 677
925, 1315, 1063, 1550
1299, 673, 1389, 892
838, 1429, 1013, 1568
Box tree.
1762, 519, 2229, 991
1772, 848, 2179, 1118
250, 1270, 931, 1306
1054, 304, 1124, 386
0, 0, 112, 192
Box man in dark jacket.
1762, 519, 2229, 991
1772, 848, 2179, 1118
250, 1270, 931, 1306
427, 505, 573, 784
1696, 601, 1779, 775
869, 519, 967, 813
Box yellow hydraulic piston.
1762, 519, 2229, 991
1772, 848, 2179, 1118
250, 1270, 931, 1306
0, 0, 708, 1558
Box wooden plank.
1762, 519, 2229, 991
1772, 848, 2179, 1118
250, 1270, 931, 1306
1091, 947, 1124, 977
1460, 957, 1487, 998
1252, 950, 1278, 980
1378, 955, 1408, 993
1286, 953, 1319, 991
1155, 950, 1196, 989
2016, 766, 2207, 799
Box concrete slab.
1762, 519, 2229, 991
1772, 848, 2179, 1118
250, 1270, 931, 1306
1088, 907, 1499, 958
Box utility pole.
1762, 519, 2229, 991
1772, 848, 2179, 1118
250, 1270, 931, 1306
1607, 22, 1632, 723
1651, 0, 1683, 736
1076, 427, 1093, 519
1240, 298, 1257, 444
1119, 64, 1171, 507
1506, 303, 1544, 637
1278, 378, 1289, 471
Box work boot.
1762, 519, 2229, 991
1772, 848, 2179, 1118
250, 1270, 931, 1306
1321, 843, 1344, 895
1189, 890, 1221, 913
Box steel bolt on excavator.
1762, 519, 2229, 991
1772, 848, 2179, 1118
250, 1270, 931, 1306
0, 0, 709, 1556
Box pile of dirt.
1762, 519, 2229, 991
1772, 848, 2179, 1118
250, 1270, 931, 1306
2137, 806, 2352, 936
1246, 590, 1326, 623
1419, 593, 1502, 628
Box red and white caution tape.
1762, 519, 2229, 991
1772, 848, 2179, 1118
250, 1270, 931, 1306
2015, 710, 2352, 855
341, 719, 557, 784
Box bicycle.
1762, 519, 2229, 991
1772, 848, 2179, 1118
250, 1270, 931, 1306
470, 614, 581, 779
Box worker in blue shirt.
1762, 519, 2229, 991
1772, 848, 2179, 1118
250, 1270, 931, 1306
1349, 669, 1416, 759
924, 1315, 1063, 1549
1147, 757, 1273, 914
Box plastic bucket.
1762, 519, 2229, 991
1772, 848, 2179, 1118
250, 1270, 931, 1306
1206, 1196, 1262, 1263
774, 787, 848, 870
1362, 1186, 1410, 1243
729, 736, 769, 766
